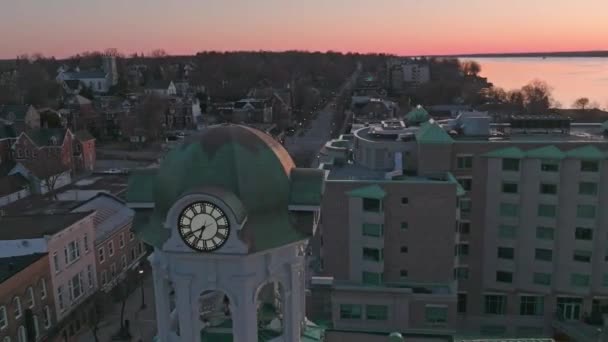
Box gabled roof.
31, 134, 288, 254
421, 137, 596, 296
25, 128, 69, 147
71, 193, 134, 243
416, 122, 454, 144
484, 147, 525, 159
526, 145, 566, 160
565, 145, 605, 160
0, 105, 32, 121
347, 184, 386, 199
289, 168, 325, 206
405, 106, 430, 124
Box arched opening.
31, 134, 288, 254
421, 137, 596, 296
199, 290, 234, 342
256, 280, 284, 340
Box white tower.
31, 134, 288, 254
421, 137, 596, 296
127, 125, 325, 342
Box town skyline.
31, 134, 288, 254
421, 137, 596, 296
1, 0, 607, 59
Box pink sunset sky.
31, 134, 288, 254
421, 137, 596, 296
1, 0, 607, 59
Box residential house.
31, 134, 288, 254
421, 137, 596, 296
165, 98, 196, 131
0, 253, 56, 342
233, 98, 273, 123
0, 105, 40, 133
92, 96, 133, 139
56, 56, 118, 94
12, 129, 77, 172
9, 161, 71, 195
144, 80, 177, 97
0, 174, 30, 207
247, 87, 294, 127
0, 212, 98, 340
70, 193, 145, 292
0, 121, 16, 166
353, 98, 398, 123
63, 95, 97, 133
72, 130, 96, 173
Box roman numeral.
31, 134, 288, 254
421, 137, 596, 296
182, 230, 195, 240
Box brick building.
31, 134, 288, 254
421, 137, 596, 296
73, 131, 95, 173
0, 253, 56, 342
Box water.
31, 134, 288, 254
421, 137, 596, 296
469, 57, 608, 109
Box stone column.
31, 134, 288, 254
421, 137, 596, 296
174, 277, 197, 342
150, 253, 171, 341
283, 262, 304, 341
232, 285, 258, 342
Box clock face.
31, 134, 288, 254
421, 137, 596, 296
178, 201, 230, 252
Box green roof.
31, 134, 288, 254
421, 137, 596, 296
447, 173, 466, 197
0, 105, 31, 121
525, 145, 565, 160
126, 168, 158, 203
405, 106, 430, 124
483, 147, 525, 159
565, 145, 605, 160
0, 123, 16, 140
289, 168, 325, 206
416, 122, 454, 144
26, 128, 68, 146
347, 184, 386, 199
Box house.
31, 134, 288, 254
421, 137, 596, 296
9, 160, 72, 195
70, 193, 146, 292
353, 98, 398, 123
0, 174, 30, 207
165, 98, 197, 130
12, 129, 74, 171
0, 253, 56, 342
0, 212, 98, 339
73, 130, 96, 172
0, 121, 16, 166
56, 56, 118, 94
0, 105, 40, 133
144, 80, 177, 97
233, 98, 273, 123
248, 87, 294, 127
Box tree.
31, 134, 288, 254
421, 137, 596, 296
521, 80, 553, 114
86, 293, 107, 342
461, 61, 482, 77
149, 49, 167, 58
506, 89, 525, 110
111, 277, 135, 339
135, 95, 167, 141
573, 97, 590, 110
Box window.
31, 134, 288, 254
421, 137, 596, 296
130, 248, 136, 262
0, 306, 6, 329
16, 149, 23, 158
366, 305, 388, 320
497, 247, 514, 260
520, 296, 544, 316
87, 265, 94, 288
458, 178, 472, 191
339, 304, 362, 319
537, 204, 556, 218
27, 287, 35, 308
540, 183, 558, 195
83, 233, 89, 252
98, 247, 105, 263
362, 271, 382, 285
13, 296, 22, 318
575, 227, 593, 240
541, 161, 559, 172
17, 326, 26, 342
455, 243, 469, 256
400, 246, 408, 253
57, 286, 64, 311
533, 272, 551, 286
24, 149, 30, 158
535, 248, 553, 262
69, 273, 83, 301
498, 224, 517, 239
502, 182, 518, 194
43, 306, 51, 328
484, 294, 506, 315
120, 255, 127, 269
571, 274, 590, 287
581, 161, 599, 172
399, 269, 408, 278
496, 271, 513, 283
66, 240, 81, 264
33, 315, 39, 338
459, 198, 471, 213
101, 271, 107, 285
502, 158, 519, 171
40, 279, 47, 299
499, 203, 518, 217
400, 222, 408, 230
457, 293, 467, 313
119, 233, 125, 248
458, 222, 470, 234
454, 266, 469, 280
573, 250, 592, 263
129, 232, 135, 241
139, 242, 146, 255
536, 226, 554, 240
110, 263, 117, 278
401, 197, 409, 205
425, 305, 448, 324
457, 155, 473, 169
362, 198, 381, 212
53, 252, 60, 273
579, 182, 598, 195
108, 241, 115, 256
577, 205, 596, 219
363, 247, 382, 262
362, 223, 383, 237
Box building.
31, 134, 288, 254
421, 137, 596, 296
0, 105, 40, 133
70, 193, 146, 292
353, 98, 398, 123
0, 121, 17, 166
314, 111, 608, 341
0, 212, 98, 340
73, 130, 96, 172
165, 98, 197, 131
56, 56, 118, 94
144, 80, 177, 97
402, 63, 431, 85
126, 125, 327, 341
9, 161, 72, 195
0, 253, 56, 342
233, 98, 273, 123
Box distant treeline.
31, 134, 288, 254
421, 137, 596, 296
440, 50, 608, 58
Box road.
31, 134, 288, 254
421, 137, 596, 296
284, 67, 359, 167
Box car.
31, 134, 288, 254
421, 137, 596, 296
104, 168, 122, 174
177, 131, 186, 137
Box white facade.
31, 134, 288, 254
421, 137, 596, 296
403, 64, 431, 84
0, 188, 30, 207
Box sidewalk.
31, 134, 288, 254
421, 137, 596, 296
77, 274, 157, 342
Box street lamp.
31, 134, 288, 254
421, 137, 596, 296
138, 266, 146, 310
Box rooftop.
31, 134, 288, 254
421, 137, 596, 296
0, 253, 47, 283
71, 193, 134, 243
0, 211, 93, 240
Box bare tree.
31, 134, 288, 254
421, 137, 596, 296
87, 293, 106, 342
573, 97, 590, 110
135, 95, 168, 141
149, 49, 168, 58
34, 159, 68, 199
461, 61, 482, 77
589, 101, 601, 110
521, 80, 553, 114
104, 48, 122, 57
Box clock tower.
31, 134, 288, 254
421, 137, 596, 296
126, 125, 325, 342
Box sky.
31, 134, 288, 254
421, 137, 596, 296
1, 0, 607, 59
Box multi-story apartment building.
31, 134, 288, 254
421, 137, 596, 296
0, 212, 99, 340
70, 193, 146, 292
313, 112, 608, 341
0, 253, 56, 342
